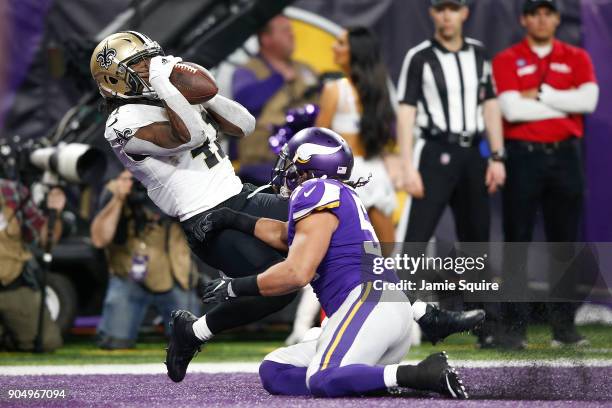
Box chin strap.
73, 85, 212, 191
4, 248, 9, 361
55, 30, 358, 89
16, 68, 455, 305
246, 183, 273, 199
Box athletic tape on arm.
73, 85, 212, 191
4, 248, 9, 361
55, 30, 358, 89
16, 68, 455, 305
202, 95, 256, 137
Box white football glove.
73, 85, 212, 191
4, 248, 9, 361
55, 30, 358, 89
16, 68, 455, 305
149, 55, 182, 82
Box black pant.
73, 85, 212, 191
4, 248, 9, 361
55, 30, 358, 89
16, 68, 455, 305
501, 139, 584, 338
182, 184, 295, 334
403, 140, 496, 333
404, 140, 490, 243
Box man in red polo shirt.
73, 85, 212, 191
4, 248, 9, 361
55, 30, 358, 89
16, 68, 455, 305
492, 0, 599, 349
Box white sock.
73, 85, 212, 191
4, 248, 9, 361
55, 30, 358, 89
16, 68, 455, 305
412, 300, 428, 321
384, 364, 399, 388
192, 315, 214, 342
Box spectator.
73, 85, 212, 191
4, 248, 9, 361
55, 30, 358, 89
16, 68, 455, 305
0, 178, 64, 351
91, 170, 198, 349
493, 0, 599, 349
232, 14, 318, 181
395, 0, 505, 346
315, 26, 397, 249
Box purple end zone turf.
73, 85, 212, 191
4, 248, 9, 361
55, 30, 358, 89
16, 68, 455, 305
0, 367, 610, 407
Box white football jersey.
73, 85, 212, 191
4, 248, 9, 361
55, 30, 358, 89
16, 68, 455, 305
104, 103, 243, 221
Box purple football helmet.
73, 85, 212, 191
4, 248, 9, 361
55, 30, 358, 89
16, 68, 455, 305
272, 127, 354, 196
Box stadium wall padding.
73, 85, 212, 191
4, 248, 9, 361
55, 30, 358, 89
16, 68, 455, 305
582, 0, 612, 242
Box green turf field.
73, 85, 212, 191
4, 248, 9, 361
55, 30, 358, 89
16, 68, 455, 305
1, 325, 611, 366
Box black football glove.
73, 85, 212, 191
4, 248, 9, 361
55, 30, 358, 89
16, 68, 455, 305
200, 277, 236, 304
200, 275, 261, 304
193, 208, 259, 244
193, 208, 235, 244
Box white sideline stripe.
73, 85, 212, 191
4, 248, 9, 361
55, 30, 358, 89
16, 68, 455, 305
0, 363, 259, 376
2, 359, 612, 376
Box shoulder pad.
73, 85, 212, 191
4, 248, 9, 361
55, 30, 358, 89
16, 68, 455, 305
104, 104, 165, 144
290, 178, 341, 222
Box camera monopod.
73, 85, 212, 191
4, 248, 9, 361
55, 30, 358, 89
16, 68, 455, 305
33, 172, 61, 353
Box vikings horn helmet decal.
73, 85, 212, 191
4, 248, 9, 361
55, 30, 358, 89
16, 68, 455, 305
294, 143, 342, 164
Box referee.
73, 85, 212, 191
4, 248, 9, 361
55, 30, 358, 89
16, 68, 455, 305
493, 0, 599, 349
396, 0, 505, 345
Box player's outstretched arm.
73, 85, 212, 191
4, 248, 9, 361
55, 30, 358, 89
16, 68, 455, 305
253, 218, 288, 251
193, 208, 288, 251
201, 211, 338, 303
256, 211, 338, 296
201, 95, 256, 138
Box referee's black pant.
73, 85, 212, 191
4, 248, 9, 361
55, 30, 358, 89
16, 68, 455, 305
404, 139, 490, 244
182, 184, 295, 335
403, 140, 496, 336
501, 139, 584, 340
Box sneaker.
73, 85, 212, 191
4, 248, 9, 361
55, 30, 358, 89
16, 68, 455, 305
397, 352, 468, 399
418, 305, 486, 345
165, 310, 203, 382
551, 329, 590, 348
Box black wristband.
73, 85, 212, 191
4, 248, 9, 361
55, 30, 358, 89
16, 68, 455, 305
490, 150, 506, 162
231, 275, 261, 296
228, 209, 259, 235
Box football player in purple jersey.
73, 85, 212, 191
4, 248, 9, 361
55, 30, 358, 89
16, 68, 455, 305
192, 127, 478, 398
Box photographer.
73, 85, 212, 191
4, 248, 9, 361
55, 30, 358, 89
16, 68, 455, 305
91, 170, 198, 349
0, 177, 64, 352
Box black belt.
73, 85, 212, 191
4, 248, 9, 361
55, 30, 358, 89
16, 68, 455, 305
506, 138, 577, 153
421, 128, 483, 148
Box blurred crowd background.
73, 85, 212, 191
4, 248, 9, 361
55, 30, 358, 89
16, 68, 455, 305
0, 0, 611, 353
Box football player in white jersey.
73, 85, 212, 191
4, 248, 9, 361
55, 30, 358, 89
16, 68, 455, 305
91, 31, 297, 382
91, 31, 485, 385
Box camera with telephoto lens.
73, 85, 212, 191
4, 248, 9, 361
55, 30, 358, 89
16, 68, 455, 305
0, 136, 106, 185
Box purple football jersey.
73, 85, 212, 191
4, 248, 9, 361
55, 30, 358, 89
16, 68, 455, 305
287, 178, 384, 316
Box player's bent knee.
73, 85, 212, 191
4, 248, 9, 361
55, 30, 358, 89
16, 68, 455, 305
308, 369, 343, 398
259, 360, 310, 396
259, 360, 284, 394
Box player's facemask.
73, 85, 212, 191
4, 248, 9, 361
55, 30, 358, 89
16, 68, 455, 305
271, 144, 300, 198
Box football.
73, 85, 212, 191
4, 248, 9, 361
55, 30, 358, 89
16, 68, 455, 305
169, 62, 218, 104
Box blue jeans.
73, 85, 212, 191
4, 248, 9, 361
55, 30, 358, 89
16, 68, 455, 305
97, 276, 200, 344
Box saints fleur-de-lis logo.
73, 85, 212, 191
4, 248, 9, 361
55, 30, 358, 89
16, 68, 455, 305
113, 128, 133, 146
96, 42, 117, 70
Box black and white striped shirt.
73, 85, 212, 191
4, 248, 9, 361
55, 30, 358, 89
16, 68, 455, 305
397, 38, 495, 136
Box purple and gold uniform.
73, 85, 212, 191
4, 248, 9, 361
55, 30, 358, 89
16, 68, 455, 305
287, 178, 382, 315
259, 177, 413, 397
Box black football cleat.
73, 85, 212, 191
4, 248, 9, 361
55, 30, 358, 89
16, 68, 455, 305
397, 352, 468, 399
418, 304, 485, 345
165, 310, 203, 383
